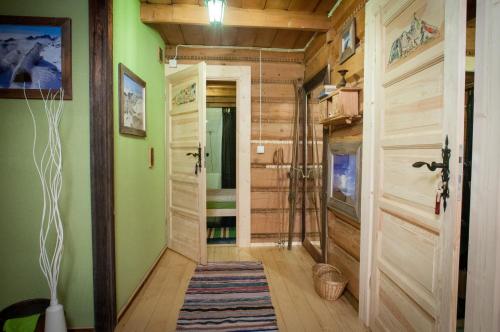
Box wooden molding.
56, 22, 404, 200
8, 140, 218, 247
206, 65, 252, 248
465, 0, 500, 330
141, 3, 330, 31
302, 238, 323, 262
165, 53, 303, 64
89, 0, 116, 330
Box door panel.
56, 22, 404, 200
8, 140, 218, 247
377, 273, 435, 332
366, 0, 465, 330
166, 63, 207, 264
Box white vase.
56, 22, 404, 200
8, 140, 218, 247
45, 304, 67, 332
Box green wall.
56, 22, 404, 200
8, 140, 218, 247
113, 0, 167, 312
0, 0, 94, 328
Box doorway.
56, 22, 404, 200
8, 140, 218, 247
206, 81, 237, 245
359, 0, 467, 330
457, 2, 476, 329
165, 64, 251, 261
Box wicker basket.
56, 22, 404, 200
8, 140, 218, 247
312, 263, 348, 301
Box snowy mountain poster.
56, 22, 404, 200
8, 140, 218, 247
119, 63, 146, 137
0, 16, 72, 99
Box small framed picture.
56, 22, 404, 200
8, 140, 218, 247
0, 15, 72, 99
119, 63, 146, 137
339, 18, 356, 65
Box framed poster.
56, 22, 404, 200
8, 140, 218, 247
0, 16, 72, 99
339, 18, 356, 65
119, 63, 146, 137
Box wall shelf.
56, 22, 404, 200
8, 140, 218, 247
319, 87, 362, 128
320, 114, 362, 127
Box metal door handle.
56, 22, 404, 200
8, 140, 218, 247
412, 161, 444, 171
412, 136, 451, 211
186, 144, 203, 175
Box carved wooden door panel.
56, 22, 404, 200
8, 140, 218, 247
166, 63, 207, 264
365, 0, 465, 330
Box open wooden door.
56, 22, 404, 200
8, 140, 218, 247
166, 62, 207, 264
363, 0, 465, 330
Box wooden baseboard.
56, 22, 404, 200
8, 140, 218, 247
303, 238, 323, 262
250, 241, 302, 247
117, 245, 168, 320
343, 289, 359, 312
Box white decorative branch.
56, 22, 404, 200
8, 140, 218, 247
24, 85, 65, 306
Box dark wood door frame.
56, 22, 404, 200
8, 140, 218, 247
89, 0, 116, 331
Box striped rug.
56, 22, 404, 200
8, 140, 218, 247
207, 226, 236, 244
176, 261, 278, 331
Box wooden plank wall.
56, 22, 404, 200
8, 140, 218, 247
305, 0, 366, 86
303, 0, 367, 304
165, 47, 308, 242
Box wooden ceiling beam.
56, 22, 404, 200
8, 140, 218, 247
141, 3, 330, 31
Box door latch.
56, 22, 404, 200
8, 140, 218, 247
412, 135, 451, 211
186, 143, 202, 175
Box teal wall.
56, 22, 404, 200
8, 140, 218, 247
113, 0, 167, 312
0, 0, 94, 328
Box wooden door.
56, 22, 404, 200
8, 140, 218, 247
166, 63, 207, 264
365, 0, 465, 330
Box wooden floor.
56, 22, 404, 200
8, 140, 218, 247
115, 246, 366, 332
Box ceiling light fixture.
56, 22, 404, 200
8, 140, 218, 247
205, 0, 226, 25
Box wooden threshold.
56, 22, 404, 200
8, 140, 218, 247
206, 209, 237, 217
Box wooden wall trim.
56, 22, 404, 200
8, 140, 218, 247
206, 65, 252, 248
251, 79, 297, 84
358, 0, 377, 325
165, 53, 303, 64
89, 0, 116, 331
465, 0, 500, 330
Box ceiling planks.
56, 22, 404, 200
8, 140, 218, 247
264, 0, 293, 10
293, 30, 315, 49
220, 26, 239, 46
241, 0, 267, 9
141, 4, 331, 30
203, 26, 221, 46
142, 0, 335, 49
272, 29, 300, 49
235, 28, 257, 47
288, 0, 321, 11
253, 29, 279, 48
313, 0, 335, 13
159, 24, 185, 45
181, 25, 205, 44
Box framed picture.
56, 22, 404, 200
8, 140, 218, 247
0, 16, 72, 99
119, 63, 146, 137
339, 18, 356, 65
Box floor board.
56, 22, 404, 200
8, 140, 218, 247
116, 246, 366, 332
